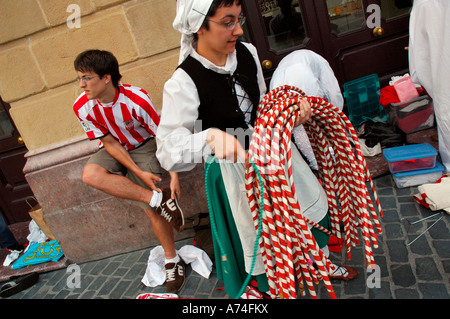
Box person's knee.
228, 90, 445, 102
82, 164, 104, 187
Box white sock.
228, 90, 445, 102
149, 190, 163, 208
165, 254, 180, 265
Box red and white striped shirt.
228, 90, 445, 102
73, 84, 160, 151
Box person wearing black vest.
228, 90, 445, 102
178, 40, 260, 131
156, 0, 316, 298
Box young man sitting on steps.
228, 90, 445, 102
72, 49, 186, 293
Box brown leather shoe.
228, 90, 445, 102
157, 189, 185, 232
165, 259, 186, 294
329, 265, 358, 281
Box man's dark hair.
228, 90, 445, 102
74, 50, 122, 87
200, 0, 242, 30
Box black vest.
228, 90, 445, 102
178, 42, 261, 134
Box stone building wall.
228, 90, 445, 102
0, 0, 180, 151
0, 1, 204, 263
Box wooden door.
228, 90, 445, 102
241, 0, 324, 82
241, 0, 412, 87
0, 97, 36, 224
315, 0, 412, 86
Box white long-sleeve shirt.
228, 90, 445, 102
156, 43, 269, 274
156, 42, 266, 172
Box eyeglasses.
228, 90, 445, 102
76, 75, 99, 83
207, 15, 246, 31
193, 8, 246, 31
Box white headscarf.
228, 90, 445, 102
173, 0, 214, 64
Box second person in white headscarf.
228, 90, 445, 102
270, 49, 344, 170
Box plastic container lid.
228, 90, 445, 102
343, 73, 380, 93
383, 143, 437, 162
392, 161, 444, 177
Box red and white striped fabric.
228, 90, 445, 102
73, 84, 160, 151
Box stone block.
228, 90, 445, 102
121, 51, 179, 111
394, 288, 420, 299
415, 257, 442, 281
390, 264, 416, 287
23, 136, 207, 263
368, 281, 392, 299
387, 240, 408, 263
125, 0, 180, 57
418, 283, 450, 299
30, 7, 138, 89
343, 266, 366, 295
39, 0, 94, 27
384, 223, 404, 239
0, 44, 46, 102
0, 0, 47, 44
45, 195, 195, 263
9, 85, 83, 151
93, 0, 127, 10
432, 240, 450, 258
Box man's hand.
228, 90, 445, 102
206, 128, 246, 163
169, 172, 181, 200
101, 135, 162, 192
294, 98, 312, 127
138, 171, 162, 192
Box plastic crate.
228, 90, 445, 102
383, 143, 437, 174
387, 95, 434, 133
392, 162, 444, 188
343, 74, 385, 128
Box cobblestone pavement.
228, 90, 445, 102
4, 174, 450, 300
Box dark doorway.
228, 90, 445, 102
0, 96, 36, 224
241, 0, 412, 87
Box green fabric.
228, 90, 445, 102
204, 159, 331, 297
311, 213, 331, 248
204, 160, 269, 297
